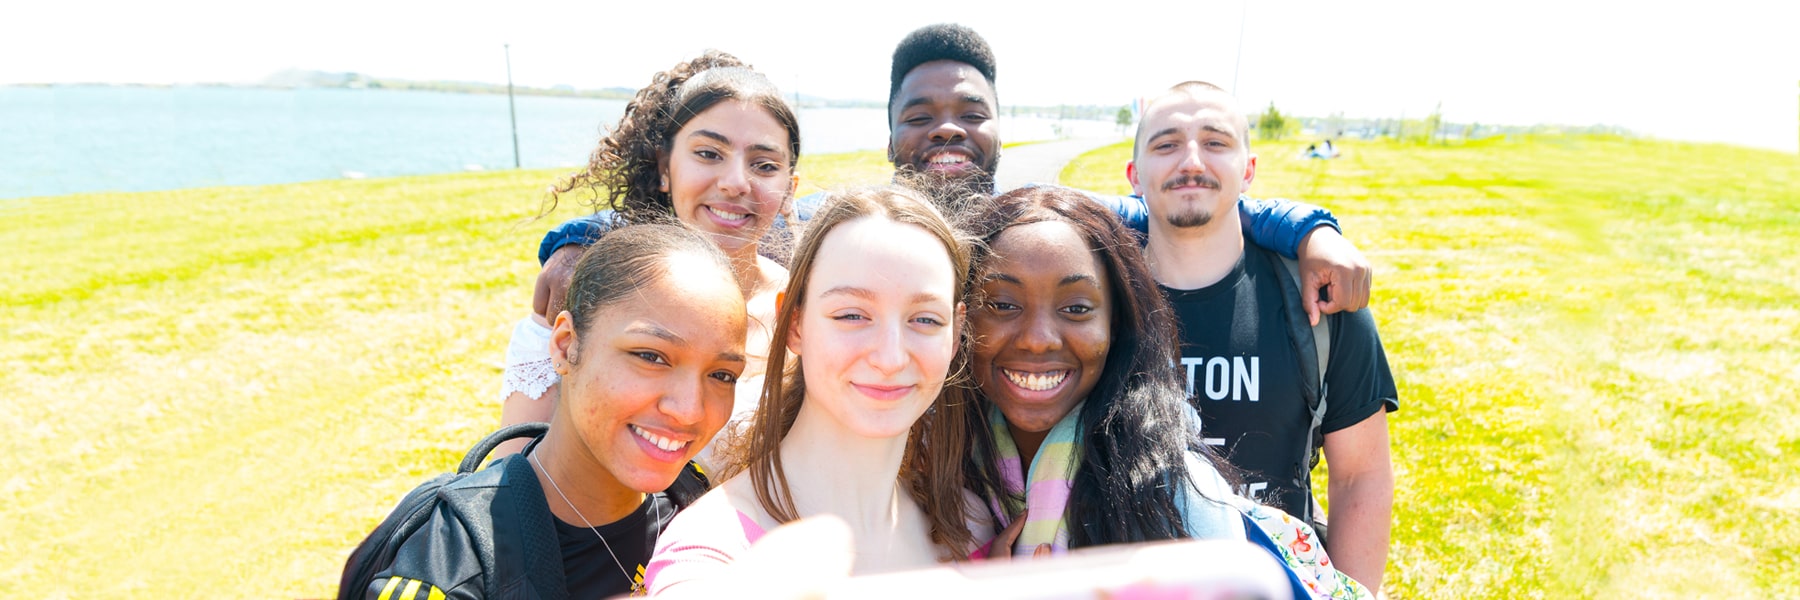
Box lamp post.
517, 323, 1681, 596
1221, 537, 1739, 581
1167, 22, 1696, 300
505, 43, 520, 169
1231, 0, 1248, 94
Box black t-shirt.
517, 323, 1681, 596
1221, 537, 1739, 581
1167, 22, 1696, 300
554, 492, 680, 597
1162, 245, 1398, 518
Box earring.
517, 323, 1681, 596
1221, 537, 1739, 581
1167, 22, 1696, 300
659, 175, 669, 192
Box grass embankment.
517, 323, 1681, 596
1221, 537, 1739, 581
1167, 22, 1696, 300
5, 138, 1794, 597
1065, 135, 1799, 598
0, 151, 887, 597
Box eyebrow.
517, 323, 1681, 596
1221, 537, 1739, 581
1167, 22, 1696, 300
630, 322, 747, 363
626, 323, 685, 344
1061, 273, 1101, 286
818, 285, 949, 306
898, 93, 992, 113
690, 129, 786, 158
1201, 124, 1240, 140
898, 96, 935, 112
689, 129, 732, 146
983, 272, 1101, 287
1145, 124, 1239, 144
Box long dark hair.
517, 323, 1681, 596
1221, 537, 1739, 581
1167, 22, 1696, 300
964, 185, 1237, 547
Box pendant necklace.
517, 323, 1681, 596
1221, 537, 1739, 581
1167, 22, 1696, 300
530, 450, 662, 592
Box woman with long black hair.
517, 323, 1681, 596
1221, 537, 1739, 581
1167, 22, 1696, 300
963, 185, 1371, 598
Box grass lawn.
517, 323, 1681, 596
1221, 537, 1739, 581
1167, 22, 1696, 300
4, 136, 1794, 598
1065, 135, 1799, 598
0, 152, 890, 597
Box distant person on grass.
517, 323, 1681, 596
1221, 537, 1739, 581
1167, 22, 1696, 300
1129, 80, 1398, 592
497, 51, 798, 458
357, 224, 745, 598
796, 23, 1373, 323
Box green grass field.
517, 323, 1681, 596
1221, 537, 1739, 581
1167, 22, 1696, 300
1068, 135, 1799, 597
3, 137, 1793, 597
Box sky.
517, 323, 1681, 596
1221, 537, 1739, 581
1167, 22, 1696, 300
6, 0, 1797, 152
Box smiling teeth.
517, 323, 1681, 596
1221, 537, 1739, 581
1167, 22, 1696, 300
929, 155, 968, 164
630, 425, 689, 453
1003, 369, 1067, 391
707, 206, 748, 221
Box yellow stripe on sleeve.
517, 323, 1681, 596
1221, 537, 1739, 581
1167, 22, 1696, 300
399, 578, 423, 600
428, 585, 446, 600
377, 576, 402, 600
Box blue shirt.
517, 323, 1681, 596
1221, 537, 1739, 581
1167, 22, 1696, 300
537, 188, 1338, 265
794, 186, 1338, 260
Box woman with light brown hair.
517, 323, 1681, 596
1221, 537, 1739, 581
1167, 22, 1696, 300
641, 186, 991, 593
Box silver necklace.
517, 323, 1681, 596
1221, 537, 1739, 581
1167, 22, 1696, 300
529, 450, 663, 591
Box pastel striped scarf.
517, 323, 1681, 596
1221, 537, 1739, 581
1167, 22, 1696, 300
988, 402, 1084, 555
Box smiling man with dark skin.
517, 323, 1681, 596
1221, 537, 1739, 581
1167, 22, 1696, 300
887, 58, 1000, 193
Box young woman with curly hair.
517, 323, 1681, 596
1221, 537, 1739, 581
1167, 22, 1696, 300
497, 51, 800, 457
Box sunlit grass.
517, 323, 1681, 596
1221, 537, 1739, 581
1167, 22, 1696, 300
0, 159, 881, 597
6, 137, 1795, 597
1066, 135, 1800, 598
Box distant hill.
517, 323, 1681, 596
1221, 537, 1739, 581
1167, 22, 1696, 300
258, 69, 636, 100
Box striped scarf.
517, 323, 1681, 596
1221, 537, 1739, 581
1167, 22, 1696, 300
988, 402, 1084, 555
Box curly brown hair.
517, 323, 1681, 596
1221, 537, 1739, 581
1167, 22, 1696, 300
546, 50, 801, 224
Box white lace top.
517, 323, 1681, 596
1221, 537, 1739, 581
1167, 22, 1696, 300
500, 315, 558, 401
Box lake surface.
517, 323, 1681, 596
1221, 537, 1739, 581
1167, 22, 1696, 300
0, 86, 1116, 199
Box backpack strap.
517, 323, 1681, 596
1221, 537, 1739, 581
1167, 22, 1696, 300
483, 451, 569, 600
1274, 254, 1332, 390
459, 422, 551, 474
1239, 513, 1314, 600
1273, 254, 1333, 543
663, 461, 712, 511
1277, 256, 1332, 450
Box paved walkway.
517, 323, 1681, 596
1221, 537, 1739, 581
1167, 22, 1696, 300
994, 136, 1128, 191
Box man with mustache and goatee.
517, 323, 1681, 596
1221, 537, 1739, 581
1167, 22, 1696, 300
1130, 81, 1399, 594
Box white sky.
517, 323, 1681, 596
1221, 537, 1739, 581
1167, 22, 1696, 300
6, 0, 1796, 152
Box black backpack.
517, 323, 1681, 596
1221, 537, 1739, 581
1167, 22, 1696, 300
338, 422, 713, 599
337, 422, 550, 600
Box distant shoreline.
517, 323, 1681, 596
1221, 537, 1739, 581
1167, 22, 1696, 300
1, 78, 1127, 116
2, 80, 897, 109
4, 80, 639, 101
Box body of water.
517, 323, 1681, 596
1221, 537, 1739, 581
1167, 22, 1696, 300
1, 85, 1117, 199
